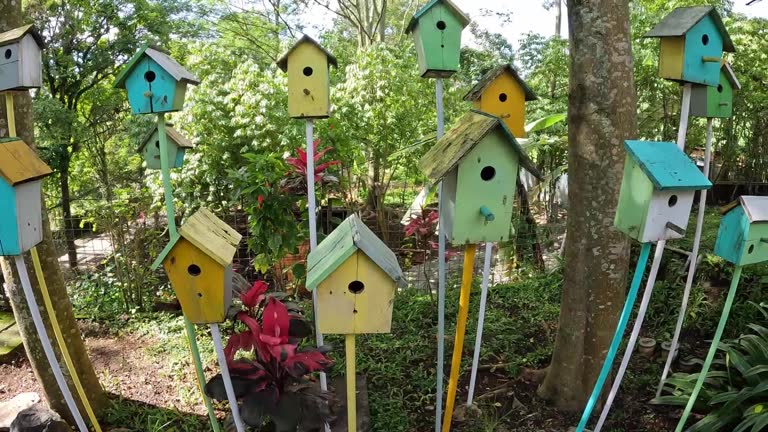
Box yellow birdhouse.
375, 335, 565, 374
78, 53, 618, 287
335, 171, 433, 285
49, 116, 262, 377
463, 64, 537, 138
152, 208, 242, 324
276, 35, 338, 119
306, 215, 404, 335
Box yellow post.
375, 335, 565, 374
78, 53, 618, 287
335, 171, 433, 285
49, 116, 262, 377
442, 244, 477, 432
5, 93, 17, 137
346, 333, 357, 432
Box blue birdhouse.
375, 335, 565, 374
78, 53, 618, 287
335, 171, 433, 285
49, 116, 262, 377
138, 123, 194, 170
0, 138, 53, 256
644, 6, 735, 87
114, 44, 200, 115
714, 196, 768, 266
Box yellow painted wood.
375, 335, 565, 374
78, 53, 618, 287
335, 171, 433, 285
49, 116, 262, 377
442, 244, 477, 432
0, 139, 53, 186
345, 333, 357, 432
316, 251, 396, 335
31, 247, 102, 432
163, 238, 227, 324
286, 42, 331, 119
659, 37, 685, 81
475, 72, 527, 137
178, 208, 241, 267
5, 93, 16, 136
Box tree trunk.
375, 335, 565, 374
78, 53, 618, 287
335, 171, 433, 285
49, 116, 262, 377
0, 3, 107, 422
538, 0, 636, 411
59, 162, 79, 269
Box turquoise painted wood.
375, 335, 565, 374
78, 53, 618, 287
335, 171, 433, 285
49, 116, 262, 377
624, 140, 712, 190
407, 0, 470, 78
715, 199, 768, 265
0, 180, 20, 256
124, 57, 182, 114
683, 15, 724, 87
175, 148, 187, 167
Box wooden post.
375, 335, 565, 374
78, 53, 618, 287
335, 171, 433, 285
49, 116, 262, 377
575, 242, 652, 432
441, 244, 477, 432
675, 265, 743, 432
435, 77, 447, 432
466, 241, 493, 406
346, 333, 357, 432
211, 324, 246, 432
677, 84, 692, 150
5, 93, 16, 136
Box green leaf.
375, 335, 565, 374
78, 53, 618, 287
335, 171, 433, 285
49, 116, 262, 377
525, 113, 566, 133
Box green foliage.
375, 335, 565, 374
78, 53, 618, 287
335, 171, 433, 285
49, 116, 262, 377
103, 397, 208, 431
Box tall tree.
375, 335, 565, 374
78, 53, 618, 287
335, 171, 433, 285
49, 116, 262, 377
0, 0, 107, 422
537, 0, 636, 410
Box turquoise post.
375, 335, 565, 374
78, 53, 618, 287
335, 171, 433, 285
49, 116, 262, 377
157, 114, 222, 432
575, 241, 652, 431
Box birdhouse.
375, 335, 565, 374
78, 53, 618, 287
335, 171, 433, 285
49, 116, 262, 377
644, 6, 735, 87
406, 0, 470, 78
152, 208, 242, 324
714, 196, 768, 266
114, 44, 200, 115
463, 64, 538, 138
0, 25, 44, 92
138, 123, 194, 170
419, 110, 542, 245
306, 214, 403, 335
614, 140, 712, 243
691, 62, 740, 118
0, 138, 53, 256
276, 35, 338, 119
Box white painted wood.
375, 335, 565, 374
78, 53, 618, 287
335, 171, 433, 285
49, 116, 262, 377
466, 241, 493, 406
740, 196, 768, 223
440, 168, 457, 241
14, 180, 43, 253
210, 323, 246, 432
0, 42, 20, 92
19, 35, 42, 89
641, 190, 695, 242
435, 78, 447, 432
677, 84, 692, 150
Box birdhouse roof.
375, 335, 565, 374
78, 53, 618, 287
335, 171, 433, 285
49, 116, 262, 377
0, 138, 53, 186
624, 140, 712, 191
722, 62, 741, 90
419, 110, 542, 183
276, 35, 338, 72
152, 208, 242, 270
114, 43, 200, 89
643, 6, 734, 53
137, 123, 194, 152
0, 24, 44, 48
721, 196, 768, 223
406, 0, 471, 33
306, 214, 404, 289
463, 64, 537, 102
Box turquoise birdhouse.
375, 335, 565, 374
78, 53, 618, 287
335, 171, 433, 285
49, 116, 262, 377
614, 140, 712, 243
419, 110, 542, 245
714, 196, 768, 266
406, 0, 470, 78
0, 138, 53, 256
114, 44, 200, 115
138, 123, 194, 170
644, 6, 735, 87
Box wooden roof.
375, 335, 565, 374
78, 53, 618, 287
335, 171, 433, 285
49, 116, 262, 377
463, 64, 537, 102
406, 0, 471, 33
0, 24, 44, 48
306, 214, 404, 289
0, 138, 53, 186
276, 35, 338, 72
419, 110, 542, 183
624, 140, 712, 191
138, 123, 194, 152
722, 62, 741, 90
726, 196, 768, 222
114, 43, 200, 89
152, 208, 241, 269
644, 6, 734, 52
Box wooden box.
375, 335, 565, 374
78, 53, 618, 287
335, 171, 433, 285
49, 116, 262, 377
138, 123, 194, 170
276, 35, 337, 119
406, 0, 470, 79
464, 64, 537, 138
0, 25, 43, 92
715, 196, 768, 266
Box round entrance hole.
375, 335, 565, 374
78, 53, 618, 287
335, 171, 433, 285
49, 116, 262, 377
702, 34, 709, 46
668, 195, 678, 207
4, 49, 11, 59
188, 264, 202, 276
144, 70, 156, 83
717, 84, 723, 93
436, 20, 446, 30
303, 66, 314, 77
348, 280, 365, 294
480, 166, 496, 181
499, 93, 508, 102
155, 140, 160, 148
749, 244, 755, 254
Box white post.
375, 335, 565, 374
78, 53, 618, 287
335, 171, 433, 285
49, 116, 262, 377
211, 324, 246, 432
594, 240, 666, 432
435, 78, 447, 432
677, 84, 692, 150
13, 256, 89, 432
657, 117, 715, 396
466, 241, 493, 406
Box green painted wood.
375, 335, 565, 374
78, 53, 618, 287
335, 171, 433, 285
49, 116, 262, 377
624, 140, 712, 190
614, 156, 654, 241
409, 2, 466, 77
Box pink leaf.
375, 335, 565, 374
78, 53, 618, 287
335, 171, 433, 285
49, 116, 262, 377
241, 281, 269, 308
262, 297, 290, 346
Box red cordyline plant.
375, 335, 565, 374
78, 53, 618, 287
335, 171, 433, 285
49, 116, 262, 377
205, 281, 334, 431
281, 138, 341, 194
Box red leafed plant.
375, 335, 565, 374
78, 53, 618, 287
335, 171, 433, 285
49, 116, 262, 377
205, 281, 334, 431
282, 138, 341, 194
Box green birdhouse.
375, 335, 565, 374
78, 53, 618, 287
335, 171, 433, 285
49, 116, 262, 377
714, 196, 768, 266
138, 123, 194, 170
691, 61, 740, 118
114, 44, 200, 115
614, 140, 712, 243
419, 110, 542, 245
406, 0, 470, 78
